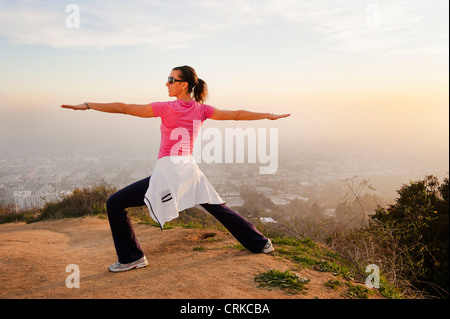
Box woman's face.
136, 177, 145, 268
166, 70, 188, 98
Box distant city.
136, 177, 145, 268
2, 139, 448, 215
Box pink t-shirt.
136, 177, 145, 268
151, 99, 215, 159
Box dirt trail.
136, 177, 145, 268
1, 217, 363, 299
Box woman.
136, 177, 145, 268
61, 65, 290, 272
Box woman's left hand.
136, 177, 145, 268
61, 104, 88, 110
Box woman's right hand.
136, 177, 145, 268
60, 104, 88, 110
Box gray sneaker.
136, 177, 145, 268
108, 256, 148, 272
262, 239, 275, 254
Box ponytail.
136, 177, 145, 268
192, 78, 208, 104
173, 65, 208, 104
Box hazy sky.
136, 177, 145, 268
0, 0, 448, 169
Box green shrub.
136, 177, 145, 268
345, 283, 370, 299
371, 176, 448, 298
330, 175, 448, 299
0, 204, 41, 224
324, 279, 342, 290
38, 182, 117, 220
254, 269, 309, 294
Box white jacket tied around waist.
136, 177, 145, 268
144, 156, 224, 228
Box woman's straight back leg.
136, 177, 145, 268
106, 177, 150, 263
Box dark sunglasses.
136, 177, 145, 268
168, 77, 185, 84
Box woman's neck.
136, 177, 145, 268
177, 93, 192, 103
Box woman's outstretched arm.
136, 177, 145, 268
60, 102, 155, 118
210, 108, 290, 121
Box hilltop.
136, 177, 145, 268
0, 217, 382, 300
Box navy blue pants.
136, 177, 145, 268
106, 176, 268, 263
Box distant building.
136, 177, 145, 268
252, 186, 309, 206
222, 194, 245, 207
270, 194, 309, 205
259, 217, 278, 224
13, 190, 70, 210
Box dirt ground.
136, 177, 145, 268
0, 217, 368, 299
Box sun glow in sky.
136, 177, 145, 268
0, 0, 448, 168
